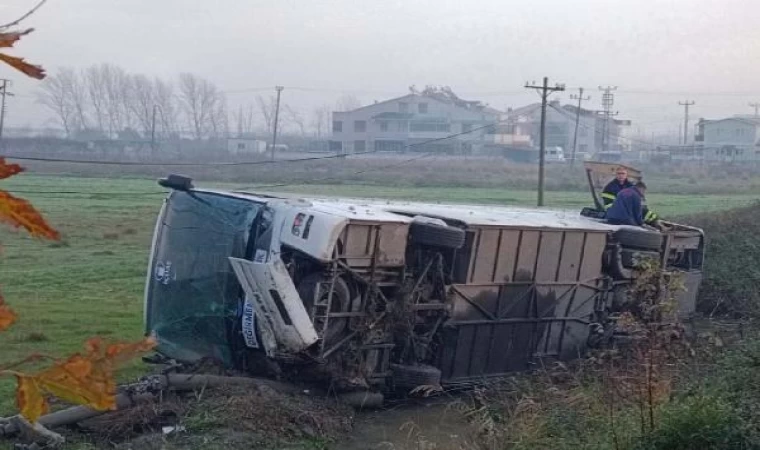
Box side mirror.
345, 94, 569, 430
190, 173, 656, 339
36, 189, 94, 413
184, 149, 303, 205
158, 174, 194, 191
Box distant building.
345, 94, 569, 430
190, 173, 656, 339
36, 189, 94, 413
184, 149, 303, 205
502, 100, 631, 158
695, 116, 760, 162
227, 138, 267, 155
330, 87, 499, 154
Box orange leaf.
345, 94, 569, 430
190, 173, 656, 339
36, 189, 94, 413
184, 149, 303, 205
10, 337, 157, 421
0, 303, 17, 331
37, 355, 115, 411
0, 52, 45, 79
16, 375, 48, 423
0, 29, 33, 48
0, 190, 59, 240
105, 336, 157, 365
0, 157, 23, 179
0, 293, 17, 331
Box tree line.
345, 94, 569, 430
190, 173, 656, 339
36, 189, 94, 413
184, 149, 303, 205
37, 64, 363, 141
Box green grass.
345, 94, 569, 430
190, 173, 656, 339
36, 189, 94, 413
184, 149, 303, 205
261, 183, 757, 216
0, 173, 756, 418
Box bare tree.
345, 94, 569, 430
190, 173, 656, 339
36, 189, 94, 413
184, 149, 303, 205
209, 94, 228, 139
153, 78, 178, 138
57, 67, 88, 131
127, 74, 154, 137
90, 64, 131, 136
85, 65, 108, 134
256, 95, 276, 133
285, 105, 307, 136
234, 104, 256, 137
312, 105, 332, 138
178, 73, 223, 140
335, 94, 361, 112
37, 71, 75, 135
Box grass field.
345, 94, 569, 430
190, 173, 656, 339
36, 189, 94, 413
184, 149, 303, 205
0, 173, 757, 420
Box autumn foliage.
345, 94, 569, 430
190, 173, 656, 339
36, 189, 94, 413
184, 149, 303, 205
0, 12, 154, 425
0, 21, 45, 79
0, 296, 17, 331
5, 338, 157, 422
0, 152, 157, 424
0, 158, 59, 240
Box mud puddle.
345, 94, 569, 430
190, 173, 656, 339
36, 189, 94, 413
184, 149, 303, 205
333, 398, 479, 450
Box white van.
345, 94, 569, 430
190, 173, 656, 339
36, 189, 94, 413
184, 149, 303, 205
545, 146, 566, 163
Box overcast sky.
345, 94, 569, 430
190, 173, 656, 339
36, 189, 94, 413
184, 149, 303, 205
3, 0, 760, 137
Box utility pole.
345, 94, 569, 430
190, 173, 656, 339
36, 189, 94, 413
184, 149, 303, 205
678, 100, 695, 145
270, 86, 284, 161
598, 86, 618, 152
570, 87, 590, 166
0, 79, 13, 143
749, 102, 760, 117
525, 77, 565, 207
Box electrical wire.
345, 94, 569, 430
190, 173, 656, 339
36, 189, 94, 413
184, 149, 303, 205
1, 120, 498, 167
0, 122, 500, 196
233, 122, 500, 190
5, 190, 166, 196
548, 103, 672, 149
1, 149, 379, 166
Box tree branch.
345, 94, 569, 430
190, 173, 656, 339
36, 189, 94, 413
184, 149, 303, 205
0, 0, 48, 30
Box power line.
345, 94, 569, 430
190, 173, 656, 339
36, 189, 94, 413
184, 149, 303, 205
2, 118, 499, 167
1, 149, 379, 166
548, 103, 659, 149
10, 127, 493, 196
616, 89, 760, 97
2, 122, 505, 199
237, 122, 501, 191
6, 190, 166, 197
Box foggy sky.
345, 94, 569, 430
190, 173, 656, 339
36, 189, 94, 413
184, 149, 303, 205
3, 0, 760, 136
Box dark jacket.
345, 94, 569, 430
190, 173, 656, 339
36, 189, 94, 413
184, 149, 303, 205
602, 179, 633, 208
602, 178, 659, 224
606, 187, 645, 226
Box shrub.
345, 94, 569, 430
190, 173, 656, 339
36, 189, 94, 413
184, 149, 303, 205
632, 393, 756, 450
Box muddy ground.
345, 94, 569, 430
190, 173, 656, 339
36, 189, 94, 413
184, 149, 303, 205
58, 384, 479, 450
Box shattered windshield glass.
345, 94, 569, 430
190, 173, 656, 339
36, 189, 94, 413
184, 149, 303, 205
145, 191, 261, 366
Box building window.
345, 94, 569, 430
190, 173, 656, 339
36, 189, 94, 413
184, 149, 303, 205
354, 120, 366, 132
329, 140, 343, 153
355, 140, 366, 152
397, 121, 408, 132
399, 102, 408, 113
333, 121, 343, 133
374, 140, 405, 152
237, 143, 245, 150
410, 122, 450, 133
579, 144, 588, 152
462, 123, 472, 133
379, 121, 388, 132
418, 103, 428, 114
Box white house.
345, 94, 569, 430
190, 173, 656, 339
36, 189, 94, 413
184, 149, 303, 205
503, 101, 631, 157
227, 138, 267, 155
330, 87, 499, 155
696, 116, 760, 162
